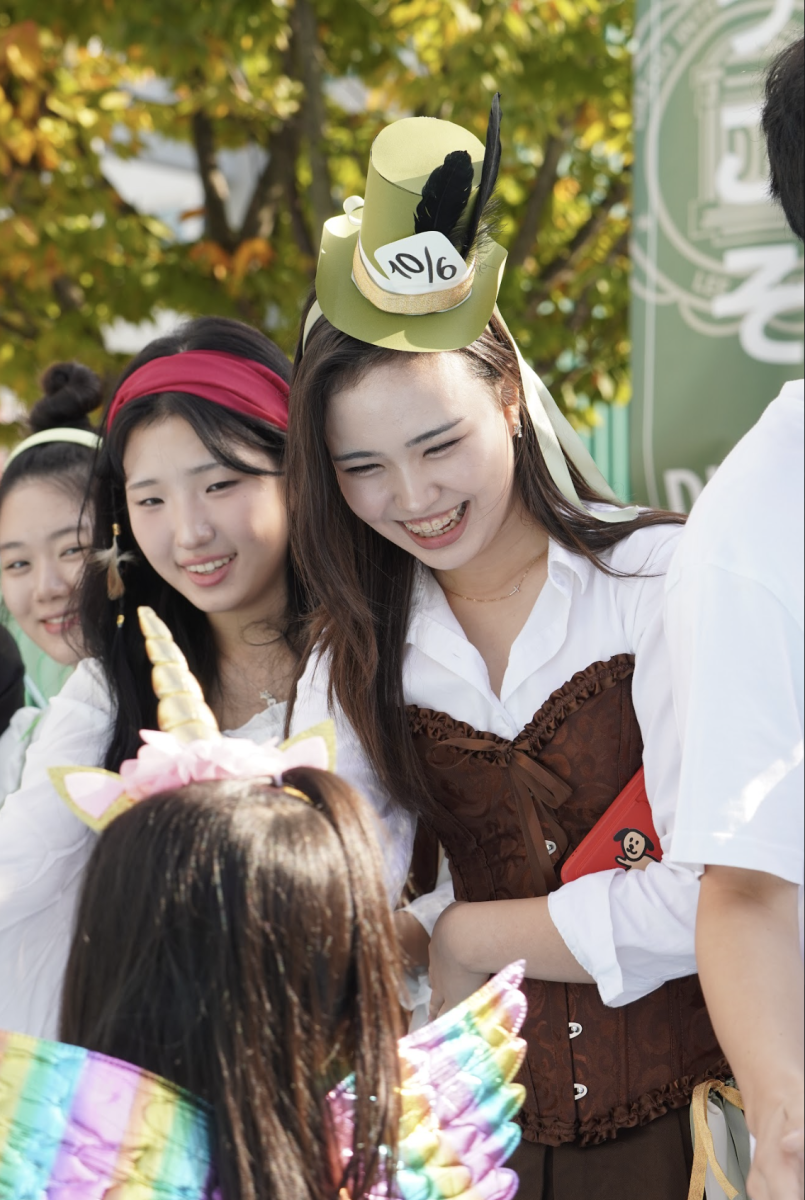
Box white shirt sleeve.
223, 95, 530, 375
405, 870, 455, 937
667, 566, 803, 885
548, 530, 701, 1007
291, 649, 417, 908
0, 660, 114, 1037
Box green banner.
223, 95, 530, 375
630, 0, 804, 512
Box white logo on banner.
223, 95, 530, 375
633, 0, 804, 367
718, 0, 796, 58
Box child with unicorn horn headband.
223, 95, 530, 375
0, 607, 528, 1200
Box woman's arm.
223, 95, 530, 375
697, 867, 803, 1200
544, 530, 702, 1006
0, 660, 114, 1037
429, 896, 594, 1016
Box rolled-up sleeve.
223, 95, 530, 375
549, 531, 700, 1006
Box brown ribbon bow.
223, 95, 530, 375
426, 735, 573, 896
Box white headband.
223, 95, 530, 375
5, 427, 100, 467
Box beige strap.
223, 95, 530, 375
493, 308, 639, 524
688, 1080, 746, 1200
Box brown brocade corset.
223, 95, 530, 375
407, 655, 728, 1147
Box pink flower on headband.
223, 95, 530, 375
119, 730, 330, 801
49, 720, 335, 833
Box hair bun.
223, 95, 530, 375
28, 361, 103, 434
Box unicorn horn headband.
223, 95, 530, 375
303, 96, 637, 525
50, 606, 334, 831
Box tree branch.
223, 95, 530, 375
508, 126, 573, 270
239, 145, 285, 243
191, 110, 236, 251
0, 306, 38, 341
526, 175, 630, 317
291, 0, 333, 250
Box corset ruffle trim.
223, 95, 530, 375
407, 653, 636, 755
519, 1059, 731, 1147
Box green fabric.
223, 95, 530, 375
2, 618, 73, 708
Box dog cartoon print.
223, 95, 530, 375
614, 828, 661, 871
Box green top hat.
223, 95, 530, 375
315, 104, 506, 352
307, 100, 638, 525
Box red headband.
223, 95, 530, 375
107, 350, 290, 432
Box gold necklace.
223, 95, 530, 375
441, 546, 548, 603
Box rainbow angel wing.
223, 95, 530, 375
329, 961, 528, 1200
0, 1030, 218, 1198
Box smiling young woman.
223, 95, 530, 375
285, 106, 731, 1198
0, 362, 101, 796
0, 316, 414, 1042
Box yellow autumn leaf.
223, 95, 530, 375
231, 237, 274, 283
12, 216, 39, 246
554, 176, 580, 204
2, 23, 43, 83
579, 120, 606, 149
99, 90, 131, 111
5, 127, 37, 164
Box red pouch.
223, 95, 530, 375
560, 767, 663, 883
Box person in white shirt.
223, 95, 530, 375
666, 37, 804, 1200
0, 315, 412, 1041
0, 362, 101, 798
285, 103, 729, 1197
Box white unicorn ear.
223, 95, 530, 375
48, 766, 135, 833
279, 720, 337, 773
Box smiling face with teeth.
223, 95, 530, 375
327, 352, 526, 572
124, 416, 289, 629
0, 478, 90, 666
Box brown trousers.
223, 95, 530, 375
509, 1108, 694, 1200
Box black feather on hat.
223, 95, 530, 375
412, 94, 502, 262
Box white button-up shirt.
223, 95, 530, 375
666, 383, 804, 898
293, 520, 702, 1007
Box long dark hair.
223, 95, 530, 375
0, 361, 101, 515
287, 305, 683, 816
60, 768, 403, 1200
80, 317, 308, 769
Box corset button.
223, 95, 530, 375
546, 840, 557, 855
574, 1083, 588, 1101
569, 1022, 583, 1039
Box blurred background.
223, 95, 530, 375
0, 0, 802, 504
0, 2, 636, 434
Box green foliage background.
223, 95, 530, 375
0, 0, 634, 430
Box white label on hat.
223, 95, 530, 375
371, 231, 470, 295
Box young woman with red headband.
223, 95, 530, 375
0, 316, 415, 1040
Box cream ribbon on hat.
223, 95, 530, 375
493, 309, 638, 522
302, 299, 638, 524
